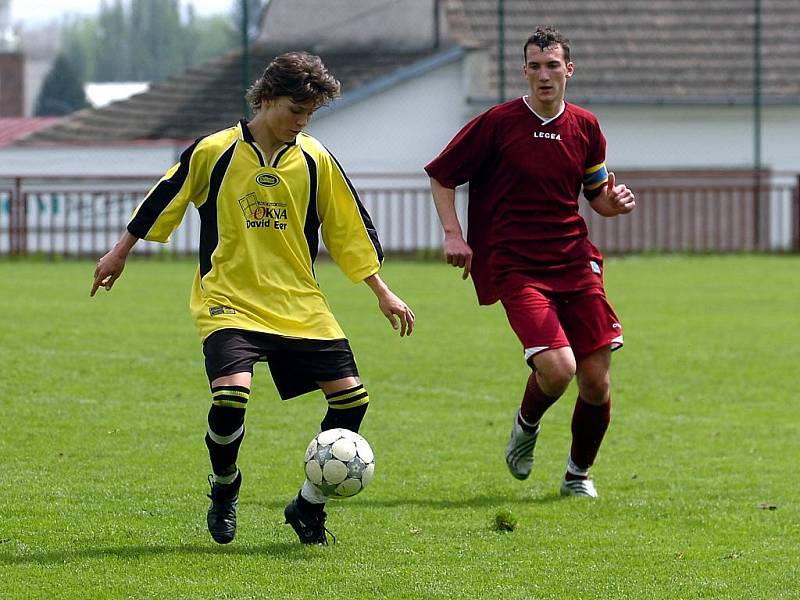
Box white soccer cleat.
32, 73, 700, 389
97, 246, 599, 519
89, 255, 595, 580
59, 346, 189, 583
505, 411, 540, 480
560, 477, 598, 498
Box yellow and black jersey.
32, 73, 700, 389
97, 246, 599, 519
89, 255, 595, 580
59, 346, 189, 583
128, 120, 384, 341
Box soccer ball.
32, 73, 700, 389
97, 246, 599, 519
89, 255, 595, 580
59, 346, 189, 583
304, 428, 375, 498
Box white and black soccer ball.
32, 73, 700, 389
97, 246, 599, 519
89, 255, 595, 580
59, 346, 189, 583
304, 428, 375, 498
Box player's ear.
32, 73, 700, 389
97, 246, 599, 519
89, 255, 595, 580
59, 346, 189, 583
565, 62, 574, 78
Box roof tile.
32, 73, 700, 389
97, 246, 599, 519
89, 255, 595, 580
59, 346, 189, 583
456, 0, 800, 102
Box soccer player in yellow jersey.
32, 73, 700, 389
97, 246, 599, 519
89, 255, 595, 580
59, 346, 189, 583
91, 52, 415, 546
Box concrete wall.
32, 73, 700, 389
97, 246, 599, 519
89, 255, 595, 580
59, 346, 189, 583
23, 56, 51, 116
0, 144, 182, 178
306, 60, 471, 175
590, 104, 800, 174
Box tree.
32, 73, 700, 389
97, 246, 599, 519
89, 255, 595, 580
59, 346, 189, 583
129, 0, 183, 81
183, 13, 234, 71
59, 0, 241, 84
35, 53, 90, 116
231, 0, 266, 44
95, 0, 128, 81
61, 17, 99, 84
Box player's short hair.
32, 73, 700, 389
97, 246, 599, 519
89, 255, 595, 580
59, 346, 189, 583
523, 26, 571, 63
246, 52, 341, 113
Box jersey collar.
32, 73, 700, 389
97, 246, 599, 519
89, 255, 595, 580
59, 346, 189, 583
239, 118, 254, 142
238, 119, 298, 168
522, 95, 565, 125
239, 119, 266, 166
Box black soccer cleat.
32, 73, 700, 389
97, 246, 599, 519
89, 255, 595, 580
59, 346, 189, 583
283, 498, 335, 545
206, 471, 242, 544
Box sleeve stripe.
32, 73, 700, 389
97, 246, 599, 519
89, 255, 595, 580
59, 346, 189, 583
198, 141, 237, 279
326, 150, 384, 264
127, 138, 200, 238
301, 148, 321, 266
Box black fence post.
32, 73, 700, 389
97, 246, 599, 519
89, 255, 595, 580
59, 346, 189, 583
9, 177, 25, 256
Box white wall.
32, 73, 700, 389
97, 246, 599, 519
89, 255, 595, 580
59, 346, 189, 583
306, 60, 470, 176
0, 143, 182, 177
590, 104, 800, 174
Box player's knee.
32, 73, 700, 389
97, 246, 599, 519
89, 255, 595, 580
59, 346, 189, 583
535, 352, 576, 396
576, 348, 612, 405
205, 386, 249, 471
536, 359, 575, 397
320, 384, 369, 433
577, 375, 610, 405
207, 386, 249, 432
207, 404, 246, 437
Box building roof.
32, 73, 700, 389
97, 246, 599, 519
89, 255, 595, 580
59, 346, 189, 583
15, 44, 447, 146
453, 0, 800, 104
0, 117, 59, 147
15, 0, 799, 146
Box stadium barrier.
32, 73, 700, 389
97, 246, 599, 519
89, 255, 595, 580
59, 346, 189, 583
0, 171, 798, 257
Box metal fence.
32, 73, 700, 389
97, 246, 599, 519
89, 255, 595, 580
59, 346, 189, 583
1, 172, 798, 257
581, 171, 799, 253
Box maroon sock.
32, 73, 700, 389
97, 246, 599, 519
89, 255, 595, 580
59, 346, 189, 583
567, 396, 612, 478
518, 373, 560, 431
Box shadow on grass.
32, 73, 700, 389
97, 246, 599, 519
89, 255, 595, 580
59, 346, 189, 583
248, 490, 566, 510
354, 492, 565, 508
0, 541, 324, 566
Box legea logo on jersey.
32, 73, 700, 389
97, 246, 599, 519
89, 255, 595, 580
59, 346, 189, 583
533, 131, 562, 140
238, 192, 289, 231
255, 173, 280, 187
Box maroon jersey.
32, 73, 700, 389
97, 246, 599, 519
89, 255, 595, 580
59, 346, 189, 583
425, 98, 610, 305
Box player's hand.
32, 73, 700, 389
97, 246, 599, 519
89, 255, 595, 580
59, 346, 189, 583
90, 250, 126, 296
604, 172, 635, 215
376, 291, 415, 337
443, 234, 473, 280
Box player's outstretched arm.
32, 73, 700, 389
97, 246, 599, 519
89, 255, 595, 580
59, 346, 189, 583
363, 273, 415, 337
430, 177, 473, 279
90, 231, 139, 296
589, 172, 636, 217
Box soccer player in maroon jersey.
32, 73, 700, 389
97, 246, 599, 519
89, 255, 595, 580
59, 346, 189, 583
425, 26, 635, 497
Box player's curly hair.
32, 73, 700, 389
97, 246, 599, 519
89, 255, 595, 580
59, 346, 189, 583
523, 26, 571, 62
246, 52, 341, 113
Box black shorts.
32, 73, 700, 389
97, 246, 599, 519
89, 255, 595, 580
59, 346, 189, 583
203, 328, 359, 400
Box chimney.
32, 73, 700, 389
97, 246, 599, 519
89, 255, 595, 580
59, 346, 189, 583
0, 0, 22, 116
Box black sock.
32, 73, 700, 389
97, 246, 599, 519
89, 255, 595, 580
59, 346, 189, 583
321, 384, 369, 432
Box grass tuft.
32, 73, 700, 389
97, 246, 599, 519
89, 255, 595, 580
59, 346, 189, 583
493, 508, 517, 532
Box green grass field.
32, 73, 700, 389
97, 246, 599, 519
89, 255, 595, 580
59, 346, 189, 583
0, 255, 797, 599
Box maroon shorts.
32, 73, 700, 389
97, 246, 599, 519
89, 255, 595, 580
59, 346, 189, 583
500, 284, 623, 364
